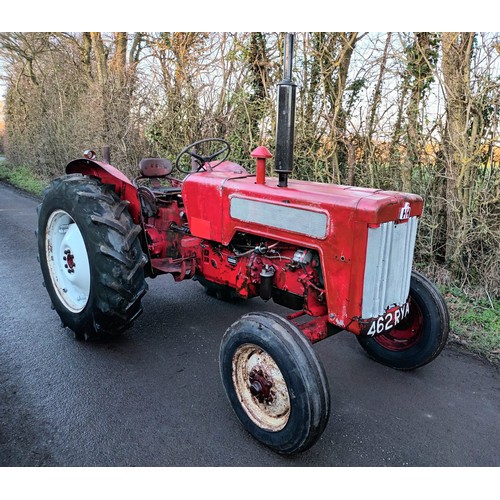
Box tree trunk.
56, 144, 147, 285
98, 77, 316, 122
111, 32, 128, 86
365, 32, 392, 186
441, 32, 475, 271
366, 33, 392, 156
329, 32, 359, 183
402, 32, 434, 192
90, 32, 108, 86
81, 32, 92, 79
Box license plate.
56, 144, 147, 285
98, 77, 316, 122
365, 302, 411, 337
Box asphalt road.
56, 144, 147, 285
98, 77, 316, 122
1, 181, 499, 467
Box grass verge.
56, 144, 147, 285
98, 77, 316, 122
443, 287, 500, 365
0, 162, 46, 197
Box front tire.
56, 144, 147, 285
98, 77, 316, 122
37, 175, 148, 339
356, 271, 449, 370
219, 312, 330, 455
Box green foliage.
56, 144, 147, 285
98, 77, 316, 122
444, 286, 500, 363
0, 163, 45, 196
345, 78, 366, 114
404, 32, 439, 97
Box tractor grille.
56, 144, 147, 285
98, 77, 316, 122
362, 217, 418, 318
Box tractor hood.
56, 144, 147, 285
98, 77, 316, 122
182, 168, 423, 246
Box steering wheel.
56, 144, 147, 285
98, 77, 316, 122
175, 138, 231, 174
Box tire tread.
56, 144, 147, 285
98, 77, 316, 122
37, 174, 148, 339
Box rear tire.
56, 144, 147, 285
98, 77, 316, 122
356, 271, 449, 370
37, 174, 148, 340
219, 312, 330, 455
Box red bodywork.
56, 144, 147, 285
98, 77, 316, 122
66, 156, 423, 342
67, 159, 142, 223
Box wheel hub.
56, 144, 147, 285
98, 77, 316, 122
232, 343, 290, 432
64, 249, 76, 273
375, 300, 424, 351
249, 367, 274, 404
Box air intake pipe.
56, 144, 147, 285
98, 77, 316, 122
274, 32, 296, 188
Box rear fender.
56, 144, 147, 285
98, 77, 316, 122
66, 159, 141, 223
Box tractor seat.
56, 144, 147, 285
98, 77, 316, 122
139, 158, 174, 178
135, 158, 181, 196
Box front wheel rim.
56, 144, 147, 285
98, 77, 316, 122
374, 300, 424, 351
45, 210, 91, 313
232, 343, 290, 432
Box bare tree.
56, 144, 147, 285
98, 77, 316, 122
1, 31, 499, 293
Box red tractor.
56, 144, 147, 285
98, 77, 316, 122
37, 34, 449, 455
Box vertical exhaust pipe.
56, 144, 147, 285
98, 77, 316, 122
274, 33, 296, 188
102, 145, 111, 164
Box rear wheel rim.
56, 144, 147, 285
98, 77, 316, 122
374, 300, 424, 351
45, 210, 91, 313
232, 343, 290, 432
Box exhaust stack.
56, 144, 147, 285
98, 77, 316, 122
274, 33, 296, 188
